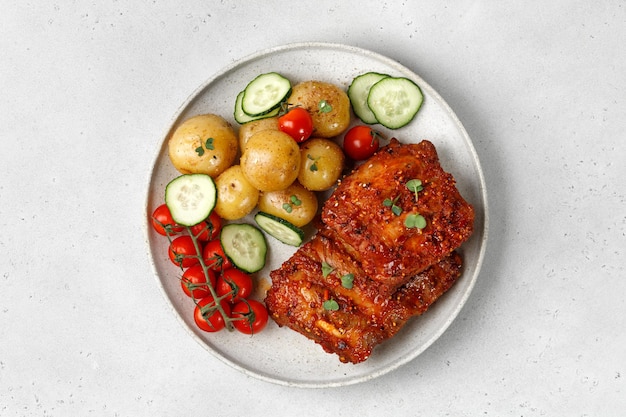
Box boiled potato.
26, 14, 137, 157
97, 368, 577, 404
288, 81, 351, 138
240, 130, 301, 192
258, 182, 318, 227
238, 116, 279, 152
168, 113, 238, 177
298, 138, 345, 191
214, 165, 259, 220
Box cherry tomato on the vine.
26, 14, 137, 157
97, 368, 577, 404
194, 296, 231, 333
230, 299, 269, 335
342, 125, 382, 161
278, 107, 314, 143
181, 264, 216, 299
216, 268, 254, 303
151, 204, 184, 236
202, 239, 232, 271
190, 211, 222, 242
168, 235, 201, 268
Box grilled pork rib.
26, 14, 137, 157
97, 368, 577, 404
265, 139, 474, 363
322, 139, 474, 294
266, 234, 463, 363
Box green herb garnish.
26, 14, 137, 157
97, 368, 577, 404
406, 179, 423, 201
323, 299, 339, 311
282, 195, 302, 214
290, 195, 302, 206
318, 99, 332, 113
341, 273, 354, 289
195, 137, 215, 156
405, 213, 427, 229
307, 154, 320, 172
383, 196, 402, 216
322, 261, 334, 277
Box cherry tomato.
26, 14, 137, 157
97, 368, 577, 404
216, 268, 253, 303
278, 107, 314, 143
202, 239, 232, 272
151, 204, 184, 236
181, 264, 216, 299
231, 299, 269, 335
168, 235, 201, 268
190, 211, 222, 242
342, 125, 381, 161
194, 296, 231, 333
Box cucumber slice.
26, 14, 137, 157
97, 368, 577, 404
254, 212, 304, 247
165, 174, 217, 226
367, 77, 424, 129
220, 223, 267, 273
241, 72, 291, 117
234, 90, 280, 124
347, 72, 390, 124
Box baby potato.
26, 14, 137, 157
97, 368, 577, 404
238, 116, 279, 152
288, 81, 351, 138
258, 182, 318, 227
168, 113, 238, 177
214, 165, 259, 220
298, 138, 345, 191
240, 130, 301, 192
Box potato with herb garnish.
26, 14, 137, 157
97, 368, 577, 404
168, 113, 238, 177
287, 81, 351, 138
258, 182, 318, 227
298, 138, 345, 191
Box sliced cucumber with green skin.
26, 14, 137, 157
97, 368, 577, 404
234, 90, 281, 124
367, 76, 424, 129
347, 72, 390, 124
241, 72, 291, 117
254, 212, 304, 247
220, 223, 267, 273
165, 174, 217, 226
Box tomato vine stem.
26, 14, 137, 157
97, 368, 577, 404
165, 225, 237, 331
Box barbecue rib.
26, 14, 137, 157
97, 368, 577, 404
322, 139, 475, 295
266, 234, 463, 363
265, 139, 475, 363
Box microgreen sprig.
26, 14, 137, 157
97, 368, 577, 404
383, 196, 402, 216
307, 154, 319, 172
406, 179, 423, 200
341, 273, 354, 289
195, 137, 215, 156
405, 213, 427, 229
404, 179, 427, 229
282, 194, 302, 213
321, 261, 334, 277
318, 99, 332, 113
323, 299, 339, 311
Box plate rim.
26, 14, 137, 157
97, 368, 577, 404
144, 41, 490, 388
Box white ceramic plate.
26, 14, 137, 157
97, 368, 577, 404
145, 42, 488, 388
